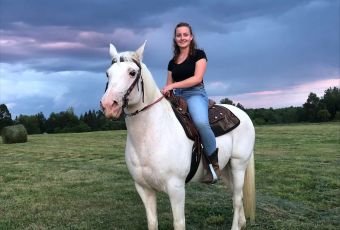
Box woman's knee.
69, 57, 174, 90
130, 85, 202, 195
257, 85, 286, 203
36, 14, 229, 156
193, 120, 210, 131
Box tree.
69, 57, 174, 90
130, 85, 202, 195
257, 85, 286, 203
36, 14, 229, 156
334, 111, 340, 121
0, 104, 13, 131
317, 109, 331, 122
321, 87, 340, 120
45, 107, 80, 133
276, 107, 301, 123
45, 112, 58, 133
303, 93, 320, 122
82, 110, 98, 131
36, 112, 46, 133
15, 115, 41, 134
220, 98, 235, 105
96, 110, 107, 130
236, 103, 246, 111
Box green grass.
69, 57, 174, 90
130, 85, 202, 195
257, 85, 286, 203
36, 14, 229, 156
0, 123, 339, 229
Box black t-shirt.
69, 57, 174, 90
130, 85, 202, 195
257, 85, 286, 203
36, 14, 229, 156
167, 49, 207, 82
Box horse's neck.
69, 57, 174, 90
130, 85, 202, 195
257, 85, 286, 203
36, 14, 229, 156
141, 64, 162, 103
125, 100, 177, 151
123, 65, 191, 174
124, 65, 178, 141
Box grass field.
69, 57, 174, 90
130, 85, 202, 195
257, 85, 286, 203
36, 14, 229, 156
0, 123, 339, 229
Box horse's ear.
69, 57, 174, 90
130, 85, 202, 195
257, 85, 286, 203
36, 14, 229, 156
109, 43, 118, 58
134, 40, 147, 62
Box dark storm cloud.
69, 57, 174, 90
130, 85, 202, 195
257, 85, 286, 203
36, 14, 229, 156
0, 0, 193, 30
0, 0, 316, 31
0, 0, 339, 116
1, 0, 338, 74
199, 0, 340, 94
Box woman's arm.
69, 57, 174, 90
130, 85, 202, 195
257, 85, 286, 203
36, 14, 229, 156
166, 71, 173, 86
162, 71, 174, 96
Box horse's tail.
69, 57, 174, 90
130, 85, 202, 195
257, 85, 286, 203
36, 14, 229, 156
243, 151, 256, 223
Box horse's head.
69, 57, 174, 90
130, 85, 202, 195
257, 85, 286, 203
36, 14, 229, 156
100, 42, 146, 118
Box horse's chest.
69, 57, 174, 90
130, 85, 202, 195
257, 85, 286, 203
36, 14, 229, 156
126, 152, 167, 190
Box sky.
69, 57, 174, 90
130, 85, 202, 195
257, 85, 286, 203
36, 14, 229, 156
0, 0, 339, 117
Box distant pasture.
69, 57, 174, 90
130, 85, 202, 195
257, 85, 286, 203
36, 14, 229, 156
0, 123, 339, 229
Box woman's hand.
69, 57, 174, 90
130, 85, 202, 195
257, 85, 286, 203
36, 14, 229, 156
161, 84, 174, 96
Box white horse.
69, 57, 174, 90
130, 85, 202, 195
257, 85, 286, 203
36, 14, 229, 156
100, 42, 256, 230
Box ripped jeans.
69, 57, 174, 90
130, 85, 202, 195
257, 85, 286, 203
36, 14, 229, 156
174, 84, 216, 156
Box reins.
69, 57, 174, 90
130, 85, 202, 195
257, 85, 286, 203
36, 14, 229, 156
125, 94, 164, 117
108, 56, 164, 117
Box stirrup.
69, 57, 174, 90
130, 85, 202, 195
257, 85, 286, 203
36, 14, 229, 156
208, 164, 218, 183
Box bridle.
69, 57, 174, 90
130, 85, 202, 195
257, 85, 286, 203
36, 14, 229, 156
105, 56, 164, 117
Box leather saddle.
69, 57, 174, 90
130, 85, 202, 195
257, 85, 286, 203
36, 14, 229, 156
165, 92, 240, 183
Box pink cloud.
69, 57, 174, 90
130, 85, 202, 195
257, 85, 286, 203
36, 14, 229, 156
111, 28, 140, 46
212, 78, 339, 108
77, 31, 106, 41
39, 42, 86, 50
0, 35, 87, 52
295, 78, 340, 94
0, 27, 133, 56
0, 36, 37, 55
0, 36, 37, 46
248, 90, 283, 96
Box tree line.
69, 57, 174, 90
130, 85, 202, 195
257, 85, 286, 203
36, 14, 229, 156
224, 87, 340, 125
0, 107, 126, 135
1, 87, 339, 134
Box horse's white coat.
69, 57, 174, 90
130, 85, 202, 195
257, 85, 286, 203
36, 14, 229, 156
101, 43, 256, 230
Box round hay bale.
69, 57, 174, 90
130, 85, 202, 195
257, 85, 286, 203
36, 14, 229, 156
1, 124, 28, 144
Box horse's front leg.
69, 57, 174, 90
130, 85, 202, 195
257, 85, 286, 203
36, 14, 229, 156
135, 183, 158, 230
167, 178, 186, 230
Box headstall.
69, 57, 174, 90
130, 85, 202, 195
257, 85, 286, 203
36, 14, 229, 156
105, 56, 163, 117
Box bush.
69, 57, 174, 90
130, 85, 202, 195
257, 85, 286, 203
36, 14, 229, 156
1, 124, 28, 144
254, 118, 266, 125
317, 109, 331, 122
334, 111, 340, 121
73, 122, 91, 132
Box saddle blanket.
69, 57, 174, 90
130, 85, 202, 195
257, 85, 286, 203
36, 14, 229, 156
166, 94, 240, 183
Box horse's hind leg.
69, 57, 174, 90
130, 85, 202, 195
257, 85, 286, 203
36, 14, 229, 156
230, 159, 247, 230
135, 183, 158, 230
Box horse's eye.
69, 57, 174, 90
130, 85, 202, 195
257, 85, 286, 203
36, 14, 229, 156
129, 70, 136, 77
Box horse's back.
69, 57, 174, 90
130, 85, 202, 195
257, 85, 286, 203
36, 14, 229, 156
215, 104, 255, 166
217, 104, 253, 127
217, 104, 254, 136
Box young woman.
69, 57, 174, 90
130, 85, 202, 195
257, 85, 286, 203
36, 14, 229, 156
162, 22, 220, 184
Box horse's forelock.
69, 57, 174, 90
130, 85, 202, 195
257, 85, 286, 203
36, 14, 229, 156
111, 52, 135, 65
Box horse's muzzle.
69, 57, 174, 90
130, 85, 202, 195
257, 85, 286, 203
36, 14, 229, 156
100, 100, 122, 118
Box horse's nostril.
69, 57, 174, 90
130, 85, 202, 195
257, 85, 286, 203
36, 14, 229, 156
112, 101, 118, 106
100, 101, 105, 111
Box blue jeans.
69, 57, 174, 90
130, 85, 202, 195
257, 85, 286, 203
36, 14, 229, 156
174, 85, 216, 156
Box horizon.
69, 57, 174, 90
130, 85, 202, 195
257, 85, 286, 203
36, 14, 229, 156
5, 84, 339, 118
